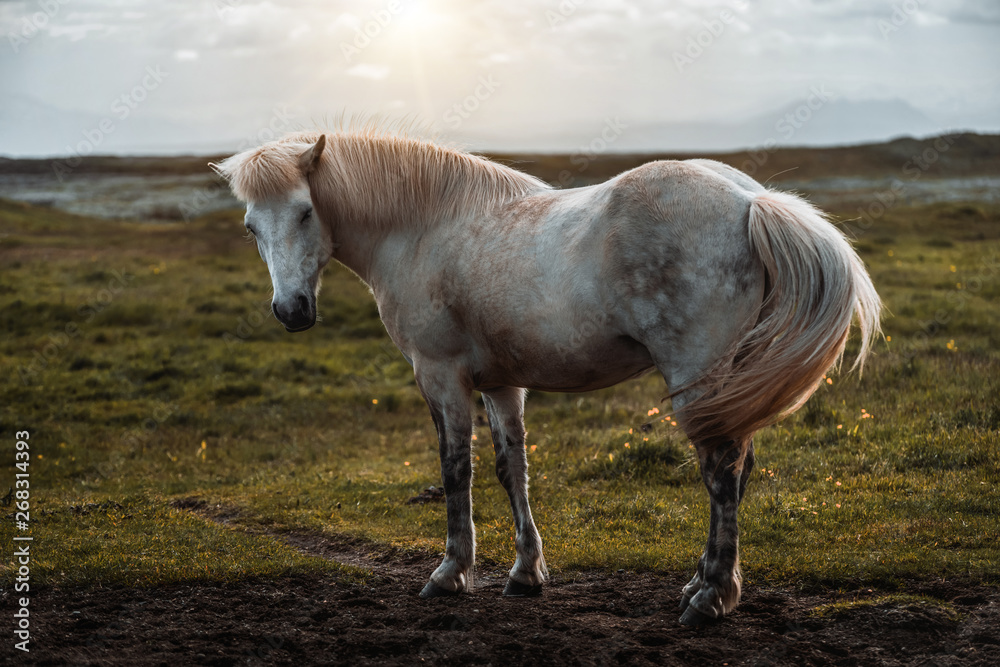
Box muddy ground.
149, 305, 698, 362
5, 521, 999, 667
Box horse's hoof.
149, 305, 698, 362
503, 579, 543, 597
678, 606, 715, 626
678, 596, 690, 612
419, 580, 460, 598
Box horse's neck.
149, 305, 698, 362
326, 216, 389, 288
316, 141, 544, 286
320, 179, 437, 289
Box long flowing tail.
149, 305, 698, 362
677, 189, 882, 467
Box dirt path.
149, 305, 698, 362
5, 507, 999, 666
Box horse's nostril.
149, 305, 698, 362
296, 294, 310, 315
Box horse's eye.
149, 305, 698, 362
300, 208, 312, 224
245, 225, 256, 237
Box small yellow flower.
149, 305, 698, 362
200, 440, 206, 450
404, 461, 410, 466
886, 336, 891, 342
372, 398, 378, 404
624, 443, 630, 448
530, 445, 537, 452
949, 265, 956, 272
836, 481, 842, 486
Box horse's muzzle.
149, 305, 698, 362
273, 295, 316, 332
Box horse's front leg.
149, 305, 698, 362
679, 438, 755, 625
417, 367, 476, 598
482, 387, 547, 596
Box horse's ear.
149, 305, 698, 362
298, 134, 326, 175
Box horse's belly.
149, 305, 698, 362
475, 332, 656, 393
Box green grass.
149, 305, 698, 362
17, 496, 365, 588
1, 195, 998, 596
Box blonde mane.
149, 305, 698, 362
212, 129, 551, 230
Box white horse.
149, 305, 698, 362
211, 129, 880, 625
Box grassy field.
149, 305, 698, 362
1, 176, 998, 598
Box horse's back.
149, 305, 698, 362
602, 158, 760, 230
682, 159, 767, 196
598, 159, 762, 300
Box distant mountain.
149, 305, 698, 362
453, 98, 945, 153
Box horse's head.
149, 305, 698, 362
214, 134, 333, 332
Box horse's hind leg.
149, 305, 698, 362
416, 367, 476, 598
678, 437, 755, 625
482, 386, 547, 596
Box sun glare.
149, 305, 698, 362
395, 0, 441, 35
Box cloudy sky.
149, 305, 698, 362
1, 0, 998, 156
